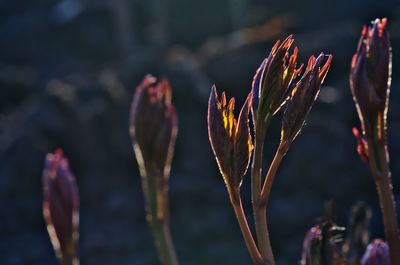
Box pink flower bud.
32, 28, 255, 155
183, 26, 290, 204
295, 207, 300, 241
42, 149, 79, 265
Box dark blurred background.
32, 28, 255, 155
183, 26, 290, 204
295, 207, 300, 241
1, 0, 400, 264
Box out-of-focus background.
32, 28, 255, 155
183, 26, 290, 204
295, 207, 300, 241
1, 0, 400, 264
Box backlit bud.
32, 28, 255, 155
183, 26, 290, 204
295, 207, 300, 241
281, 53, 332, 145
208, 86, 253, 192
361, 239, 390, 265
43, 149, 79, 265
251, 35, 302, 129
350, 18, 391, 136
129, 75, 178, 221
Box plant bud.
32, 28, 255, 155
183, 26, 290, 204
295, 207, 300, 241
208, 86, 253, 192
129, 75, 178, 221
361, 239, 390, 265
281, 53, 332, 146
43, 149, 79, 265
350, 18, 391, 136
301, 225, 323, 265
301, 222, 346, 265
251, 35, 302, 129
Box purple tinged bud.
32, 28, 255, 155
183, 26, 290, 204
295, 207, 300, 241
301, 222, 346, 265
350, 18, 391, 137
361, 239, 390, 265
251, 35, 302, 130
208, 86, 253, 192
129, 75, 178, 221
281, 53, 332, 145
43, 149, 79, 265
301, 225, 322, 265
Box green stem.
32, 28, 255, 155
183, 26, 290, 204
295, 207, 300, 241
61, 254, 79, 265
260, 142, 288, 206
366, 134, 400, 265
60, 237, 79, 265
251, 126, 274, 263
142, 168, 179, 265
230, 190, 270, 265
149, 220, 179, 265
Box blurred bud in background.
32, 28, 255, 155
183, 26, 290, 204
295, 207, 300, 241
301, 202, 346, 265
42, 149, 79, 265
343, 202, 372, 265
361, 239, 390, 265
301, 225, 323, 265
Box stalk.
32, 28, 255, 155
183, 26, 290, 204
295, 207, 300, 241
230, 190, 270, 265
366, 130, 400, 265
61, 252, 79, 265
251, 123, 274, 263
260, 142, 288, 206
143, 170, 179, 265
149, 219, 179, 265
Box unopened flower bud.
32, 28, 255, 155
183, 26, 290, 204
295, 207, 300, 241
129, 75, 178, 221
208, 86, 253, 194
361, 239, 390, 265
281, 53, 332, 146
350, 18, 391, 136
252, 35, 302, 130
43, 149, 79, 265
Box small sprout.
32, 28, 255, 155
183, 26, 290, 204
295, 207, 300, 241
208, 86, 253, 195
281, 53, 332, 147
361, 240, 390, 265
352, 127, 369, 164
42, 149, 79, 265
